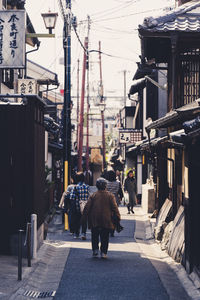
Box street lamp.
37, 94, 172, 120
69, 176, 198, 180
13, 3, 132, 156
99, 101, 106, 113
99, 101, 106, 171
41, 11, 58, 34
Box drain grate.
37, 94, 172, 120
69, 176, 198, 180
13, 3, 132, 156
23, 290, 56, 298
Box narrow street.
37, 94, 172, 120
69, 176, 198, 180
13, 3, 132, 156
47, 206, 191, 300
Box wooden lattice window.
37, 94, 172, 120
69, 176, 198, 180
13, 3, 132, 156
180, 48, 200, 106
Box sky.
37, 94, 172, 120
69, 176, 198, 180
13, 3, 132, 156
25, 0, 175, 100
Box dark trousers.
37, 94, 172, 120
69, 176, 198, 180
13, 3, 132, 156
91, 227, 110, 254
71, 212, 87, 236
127, 195, 135, 211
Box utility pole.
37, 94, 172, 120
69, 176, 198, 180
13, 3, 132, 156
98, 41, 106, 171
85, 16, 90, 184
63, 0, 72, 191
123, 70, 127, 107
78, 37, 88, 171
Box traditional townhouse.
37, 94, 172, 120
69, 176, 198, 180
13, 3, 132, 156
135, 0, 200, 278
0, 0, 60, 254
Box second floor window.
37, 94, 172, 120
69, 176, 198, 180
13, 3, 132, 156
180, 48, 200, 106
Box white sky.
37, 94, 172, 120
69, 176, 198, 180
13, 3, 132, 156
25, 0, 175, 99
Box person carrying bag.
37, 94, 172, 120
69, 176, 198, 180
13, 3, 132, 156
82, 177, 121, 259
70, 172, 89, 239
123, 169, 137, 214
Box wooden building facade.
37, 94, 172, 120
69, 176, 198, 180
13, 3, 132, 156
0, 95, 47, 254
137, 0, 200, 276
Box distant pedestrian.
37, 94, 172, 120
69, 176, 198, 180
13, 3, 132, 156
124, 169, 137, 214
106, 170, 123, 237
59, 177, 75, 234
59, 177, 74, 209
115, 169, 121, 182
82, 177, 120, 259
70, 172, 90, 239
106, 170, 123, 206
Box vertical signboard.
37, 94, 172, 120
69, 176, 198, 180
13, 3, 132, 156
0, 10, 25, 68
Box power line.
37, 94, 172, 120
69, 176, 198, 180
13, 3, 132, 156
92, 24, 135, 35
72, 23, 136, 62
89, 0, 139, 19
91, 7, 165, 23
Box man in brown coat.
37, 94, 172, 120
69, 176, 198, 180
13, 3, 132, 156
82, 177, 120, 258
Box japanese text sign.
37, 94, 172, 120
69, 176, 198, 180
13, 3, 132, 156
0, 10, 25, 68
17, 79, 37, 94
119, 129, 142, 144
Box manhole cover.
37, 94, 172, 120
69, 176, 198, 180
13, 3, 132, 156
23, 290, 56, 298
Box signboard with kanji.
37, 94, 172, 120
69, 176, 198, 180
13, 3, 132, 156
119, 129, 142, 144
17, 79, 37, 94
0, 10, 25, 68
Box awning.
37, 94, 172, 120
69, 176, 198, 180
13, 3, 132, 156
146, 99, 200, 131
133, 63, 153, 80
140, 136, 168, 151
48, 142, 63, 153
128, 78, 146, 98
27, 60, 59, 86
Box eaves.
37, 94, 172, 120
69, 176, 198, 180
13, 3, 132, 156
146, 100, 200, 131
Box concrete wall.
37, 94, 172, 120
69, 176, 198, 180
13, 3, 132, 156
141, 182, 155, 213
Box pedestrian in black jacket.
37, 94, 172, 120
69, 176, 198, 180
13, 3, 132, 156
123, 170, 137, 214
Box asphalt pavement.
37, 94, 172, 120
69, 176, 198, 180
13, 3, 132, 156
0, 205, 200, 300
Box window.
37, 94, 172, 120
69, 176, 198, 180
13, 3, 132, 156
180, 48, 200, 106
2, 69, 14, 89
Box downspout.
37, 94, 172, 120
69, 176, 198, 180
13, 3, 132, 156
171, 34, 178, 109
167, 157, 176, 219
25, 42, 40, 79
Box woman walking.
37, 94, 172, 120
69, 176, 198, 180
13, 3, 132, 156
70, 172, 90, 239
82, 177, 120, 259
124, 169, 137, 214
106, 170, 123, 207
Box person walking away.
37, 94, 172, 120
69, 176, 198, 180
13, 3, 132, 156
106, 170, 123, 236
82, 177, 120, 259
116, 169, 121, 183
59, 177, 75, 233
70, 172, 90, 239
106, 170, 123, 206
124, 170, 137, 214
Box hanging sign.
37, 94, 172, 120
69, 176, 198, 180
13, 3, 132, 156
119, 129, 142, 144
0, 10, 26, 68
17, 79, 37, 94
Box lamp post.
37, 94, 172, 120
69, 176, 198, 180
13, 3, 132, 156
99, 101, 106, 171
41, 11, 58, 34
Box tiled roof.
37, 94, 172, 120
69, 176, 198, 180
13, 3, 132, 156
139, 0, 200, 32
146, 99, 200, 130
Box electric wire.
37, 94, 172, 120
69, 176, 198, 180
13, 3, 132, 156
72, 23, 136, 62
25, 0, 49, 30
91, 7, 165, 23
91, 24, 136, 35
89, 0, 139, 19
40, 46, 63, 79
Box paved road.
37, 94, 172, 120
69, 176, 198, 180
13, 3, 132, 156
47, 207, 190, 300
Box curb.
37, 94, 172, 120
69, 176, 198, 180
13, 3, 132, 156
8, 240, 70, 300
134, 207, 200, 300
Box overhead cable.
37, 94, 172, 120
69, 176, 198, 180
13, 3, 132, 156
89, 0, 139, 18
91, 7, 165, 23
72, 23, 136, 62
